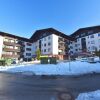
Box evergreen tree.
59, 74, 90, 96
95, 49, 100, 60
36, 49, 41, 60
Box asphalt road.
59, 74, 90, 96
0, 72, 100, 100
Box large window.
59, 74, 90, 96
26, 53, 31, 56
44, 43, 46, 47
48, 48, 51, 52
91, 40, 95, 44
98, 33, 100, 37
44, 49, 46, 52
48, 42, 51, 46
27, 43, 32, 46
48, 36, 51, 39
26, 48, 31, 51
90, 35, 94, 38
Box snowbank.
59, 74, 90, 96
0, 58, 100, 75
76, 90, 100, 100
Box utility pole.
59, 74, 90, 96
68, 55, 71, 71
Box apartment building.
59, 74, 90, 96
1, 26, 100, 60
0, 31, 32, 61
69, 26, 100, 56
30, 28, 73, 60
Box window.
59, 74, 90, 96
15, 46, 19, 49
4, 38, 9, 42
91, 41, 95, 44
76, 35, 79, 38
26, 53, 31, 56
44, 43, 46, 47
81, 33, 86, 37
48, 36, 51, 39
88, 41, 90, 44
70, 42, 72, 44
48, 48, 50, 52
75, 40, 77, 42
88, 31, 93, 34
91, 46, 96, 50
75, 44, 77, 47
44, 49, 46, 52
98, 33, 100, 37
44, 37, 46, 41
26, 48, 31, 51
70, 46, 73, 49
27, 43, 32, 46
90, 35, 94, 38
75, 49, 78, 51
11, 40, 15, 43
48, 42, 51, 46
77, 38, 79, 41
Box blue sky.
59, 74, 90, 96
0, 0, 100, 38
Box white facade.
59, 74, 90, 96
52, 34, 58, 55
69, 32, 100, 55
32, 34, 59, 56
0, 35, 3, 58
23, 42, 32, 58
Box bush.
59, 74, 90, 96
49, 57, 57, 64
0, 60, 6, 66
40, 57, 48, 64
5, 59, 13, 65
36, 49, 41, 60
40, 56, 57, 64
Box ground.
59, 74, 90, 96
0, 73, 100, 100
0, 57, 100, 100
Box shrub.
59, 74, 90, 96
5, 58, 13, 65
40, 56, 48, 64
36, 49, 41, 60
49, 57, 57, 64
0, 59, 6, 66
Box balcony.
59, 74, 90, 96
3, 41, 21, 46
2, 54, 20, 58
3, 48, 20, 52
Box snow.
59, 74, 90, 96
0, 57, 100, 75
76, 90, 100, 100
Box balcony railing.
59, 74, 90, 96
3, 41, 21, 46
3, 48, 20, 52
2, 54, 20, 58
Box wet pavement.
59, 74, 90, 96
0, 72, 100, 100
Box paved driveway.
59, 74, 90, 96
0, 72, 100, 100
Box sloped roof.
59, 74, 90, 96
70, 25, 100, 37
30, 28, 74, 42
0, 31, 32, 42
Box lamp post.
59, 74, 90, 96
68, 52, 71, 71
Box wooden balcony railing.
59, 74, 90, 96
3, 48, 20, 52
3, 41, 21, 46
2, 54, 20, 58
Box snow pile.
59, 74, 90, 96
0, 59, 100, 75
76, 90, 100, 100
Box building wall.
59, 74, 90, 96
0, 35, 3, 58
69, 32, 100, 55
32, 34, 59, 56
41, 35, 52, 55
52, 34, 58, 55
23, 42, 32, 59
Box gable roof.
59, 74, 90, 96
70, 25, 100, 37
0, 31, 32, 42
30, 28, 74, 42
